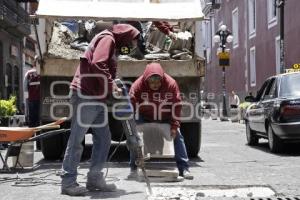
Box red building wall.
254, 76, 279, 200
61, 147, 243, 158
204, 0, 300, 102
205, 0, 246, 102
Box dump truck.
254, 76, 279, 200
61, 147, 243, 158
35, 0, 205, 160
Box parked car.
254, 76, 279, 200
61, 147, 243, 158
244, 72, 300, 153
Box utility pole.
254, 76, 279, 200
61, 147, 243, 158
278, 0, 285, 73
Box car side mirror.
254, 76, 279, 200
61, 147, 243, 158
245, 95, 256, 102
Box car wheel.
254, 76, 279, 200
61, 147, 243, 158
246, 121, 259, 146
268, 124, 283, 153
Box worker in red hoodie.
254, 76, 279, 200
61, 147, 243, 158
128, 62, 193, 180
122, 21, 176, 57
61, 24, 140, 196
153, 21, 177, 40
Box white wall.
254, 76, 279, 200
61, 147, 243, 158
30, 19, 47, 56
195, 21, 205, 58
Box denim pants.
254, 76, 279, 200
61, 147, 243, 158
28, 100, 40, 127
130, 119, 189, 173
61, 92, 111, 188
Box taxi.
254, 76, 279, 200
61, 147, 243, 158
244, 68, 300, 153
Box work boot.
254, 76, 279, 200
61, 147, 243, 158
61, 183, 88, 196
127, 169, 138, 180
179, 170, 194, 180
86, 172, 117, 192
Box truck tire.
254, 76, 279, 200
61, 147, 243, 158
41, 129, 88, 160
41, 133, 64, 160
180, 122, 201, 158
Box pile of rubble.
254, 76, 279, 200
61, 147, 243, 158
47, 20, 194, 61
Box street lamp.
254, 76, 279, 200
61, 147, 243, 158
213, 25, 233, 120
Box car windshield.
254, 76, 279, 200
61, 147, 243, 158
279, 73, 300, 98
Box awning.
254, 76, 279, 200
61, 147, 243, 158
36, 0, 204, 21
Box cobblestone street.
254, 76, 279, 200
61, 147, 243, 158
1, 119, 300, 199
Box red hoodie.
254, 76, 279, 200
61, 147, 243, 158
71, 24, 140, 100
153, 21, 174, 35
129, 63, 182, 130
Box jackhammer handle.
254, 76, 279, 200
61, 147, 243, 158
113, 79, 128, 99
114, 79, 125, 88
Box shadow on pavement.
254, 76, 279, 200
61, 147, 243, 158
248, 141, 300, 156
1, 139, 201, 176
88, 189, 143, 199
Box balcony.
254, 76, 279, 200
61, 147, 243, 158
0, 0, 31, 36
202, 0, 221, 16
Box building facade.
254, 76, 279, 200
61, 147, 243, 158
0, 0, 31, 110
201, 0, 300, 103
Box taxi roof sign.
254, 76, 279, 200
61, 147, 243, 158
285, 64, 300, 73
285, 68, 300, 73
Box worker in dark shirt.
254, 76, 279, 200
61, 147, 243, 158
24, 56, 41, 128
24, 56, 41, 150
61, 24, 140, 196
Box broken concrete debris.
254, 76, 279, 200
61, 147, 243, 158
47, 20, 193, 61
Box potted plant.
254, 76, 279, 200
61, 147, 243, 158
0, 96, 17, 127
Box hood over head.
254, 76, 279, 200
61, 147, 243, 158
142, 62, 164, 82
111, 24, 140, 48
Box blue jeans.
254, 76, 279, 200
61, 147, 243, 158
61, 92, 111, 188
28, 100, 40, 127
130, 119, 189, 173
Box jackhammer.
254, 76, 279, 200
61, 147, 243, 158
113, 79, 152, 194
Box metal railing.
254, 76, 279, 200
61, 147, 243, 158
0, 0, 30, 35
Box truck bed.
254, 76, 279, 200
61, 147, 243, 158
42, 57, 204, 78
42, 20, 204, 78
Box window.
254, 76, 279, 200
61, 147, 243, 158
25, 38, 35, 51
205, 47, 211, 64
13, 65, 19, 97
0, 42, 2, 98
275, 36, 280, 74
5, 63, 19, 100
211, 17, 215, 48
6, 64, 13, 98
256, 80, 269, 101
280, 73, 300, 98
248, 0, 256, 38
204, 21, 211, 63
250, 47, 256, 87
267, 0, 277, 28
268, 79, 278, 98
263, 78, 277, 100
232, 8, 239, 48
